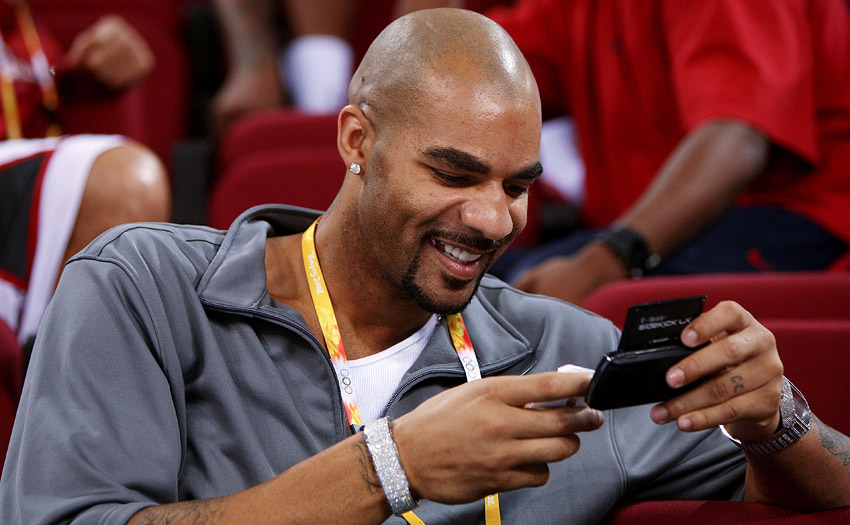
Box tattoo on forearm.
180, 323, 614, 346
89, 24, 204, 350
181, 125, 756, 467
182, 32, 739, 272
731, 375, 745, 393
132, 498, 224, 524
354, 435, 382, 495
816, 418, 850, 468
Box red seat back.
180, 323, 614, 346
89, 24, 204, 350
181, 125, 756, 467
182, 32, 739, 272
582, 272, 850, 328
583, 274, 850, 521
208, 147, 343, 229
764, 319, 850, 435
0, 318, 21, 469
217, 110, 339, 175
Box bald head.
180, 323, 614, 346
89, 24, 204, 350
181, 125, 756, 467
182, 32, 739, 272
349, 8, 539, 136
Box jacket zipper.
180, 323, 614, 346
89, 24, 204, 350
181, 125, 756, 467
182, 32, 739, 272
381, 346, 534, 418
199, 299, 350, 439
202, 299, 535, 433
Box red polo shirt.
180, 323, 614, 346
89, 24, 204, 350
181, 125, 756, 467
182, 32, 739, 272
490, 0, 850, 244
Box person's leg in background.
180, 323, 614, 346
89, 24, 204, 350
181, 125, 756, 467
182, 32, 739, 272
650, 206, 848, 274
280, 0, 358, 113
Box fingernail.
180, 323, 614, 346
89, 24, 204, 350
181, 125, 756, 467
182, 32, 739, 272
650, 405, 670, 424
681, 328, 698, 346
678, 417, 692, 431
667, 368, 685, 388
593, 409, 605, 427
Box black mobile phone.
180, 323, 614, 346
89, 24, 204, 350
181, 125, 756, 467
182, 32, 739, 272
585, 295, 707, 410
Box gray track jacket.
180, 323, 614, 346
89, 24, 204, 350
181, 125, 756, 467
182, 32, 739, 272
0, 205, 745, 524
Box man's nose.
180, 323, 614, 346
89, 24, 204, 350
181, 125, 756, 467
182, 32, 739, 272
459, 182, 515, 241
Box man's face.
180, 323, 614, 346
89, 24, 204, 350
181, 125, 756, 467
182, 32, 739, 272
355, 78, 542, 315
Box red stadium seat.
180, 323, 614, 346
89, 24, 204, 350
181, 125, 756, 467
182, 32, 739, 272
0, 318, 22, 468
765, 318, 850, 435
217, 110, 339, 175
581, 273, 850, 522
582, 272, 850, 328
581, 272, 850, 434
208, 147, 343, 229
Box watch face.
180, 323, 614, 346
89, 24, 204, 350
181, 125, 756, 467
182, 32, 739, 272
791, 385, 812, 427
783, 380, 812, 429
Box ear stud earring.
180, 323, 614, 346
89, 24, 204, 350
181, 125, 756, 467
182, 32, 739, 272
349, 162, 362, 174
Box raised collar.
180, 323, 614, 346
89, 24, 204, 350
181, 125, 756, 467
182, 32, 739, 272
196, 204, 320, 310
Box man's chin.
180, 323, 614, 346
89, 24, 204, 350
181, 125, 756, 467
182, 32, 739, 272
402, 274, 481, 315
415, 294, 476, 316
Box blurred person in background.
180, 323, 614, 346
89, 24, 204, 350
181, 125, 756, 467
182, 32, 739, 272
403, 0, 850, 305
0, 0, 170, 354
210, 0, 361, 136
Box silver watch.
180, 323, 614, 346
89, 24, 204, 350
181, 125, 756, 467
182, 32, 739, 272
720, 377, 812, 455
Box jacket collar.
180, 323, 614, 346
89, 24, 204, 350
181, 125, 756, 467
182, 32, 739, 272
196, 205, 320, 309
197, 205, 533, 367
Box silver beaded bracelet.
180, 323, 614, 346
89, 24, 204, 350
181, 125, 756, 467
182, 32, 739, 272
364, 417, 418, 516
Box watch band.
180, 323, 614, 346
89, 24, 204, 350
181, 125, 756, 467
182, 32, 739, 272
597, 225, 661, 278
720, 377, 812, 455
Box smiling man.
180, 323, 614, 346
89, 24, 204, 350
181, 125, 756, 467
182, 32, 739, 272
2, 8, 849, 525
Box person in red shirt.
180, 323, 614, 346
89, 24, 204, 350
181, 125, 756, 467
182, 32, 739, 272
0, 0, 170, 417
0, 0, 169, 333
405, 0, 850, 304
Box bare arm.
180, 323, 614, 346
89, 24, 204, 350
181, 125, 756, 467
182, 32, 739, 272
129, 372, 603, 523
617, 118, 768, 256
743, 418, 850, 510
515, 119, 769, 303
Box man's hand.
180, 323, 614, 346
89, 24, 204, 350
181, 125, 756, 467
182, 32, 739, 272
650, 301, 784, 442
64, 15, 155, 90
391, 371, 604, 504
512, 242, 627, 305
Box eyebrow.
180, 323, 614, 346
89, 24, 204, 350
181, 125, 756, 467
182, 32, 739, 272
422, 146, 543, 180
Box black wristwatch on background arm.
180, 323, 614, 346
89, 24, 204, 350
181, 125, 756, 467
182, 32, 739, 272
597, 225, 662, 278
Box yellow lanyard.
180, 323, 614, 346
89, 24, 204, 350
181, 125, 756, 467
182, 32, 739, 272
301, 218, 500, 524
0, 2, 60, 139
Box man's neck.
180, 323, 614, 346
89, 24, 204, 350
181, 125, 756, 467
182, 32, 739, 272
318, 212, 434, 359
266, 213, 434, 360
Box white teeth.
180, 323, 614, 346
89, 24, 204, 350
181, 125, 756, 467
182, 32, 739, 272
439, 241, 482, 263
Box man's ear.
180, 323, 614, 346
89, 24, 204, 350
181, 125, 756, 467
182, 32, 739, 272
337, 105, 374, 173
